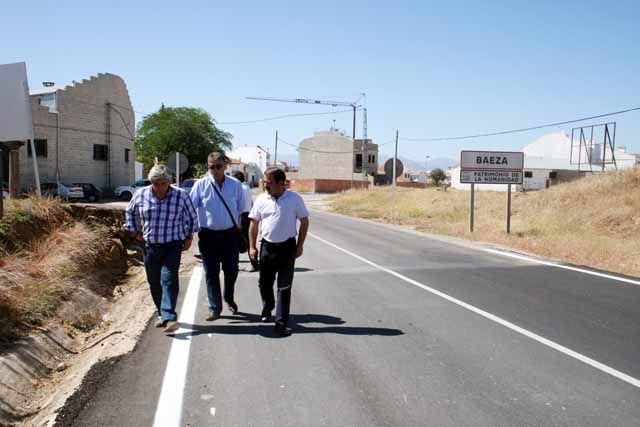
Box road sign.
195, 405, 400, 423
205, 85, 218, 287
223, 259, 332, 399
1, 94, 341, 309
461, 170, 523, 184
460, 151, 524, 184
460, 150, 524, 234
167, 152, 188, 175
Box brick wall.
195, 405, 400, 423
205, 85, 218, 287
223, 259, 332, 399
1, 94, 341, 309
288, 178, 369, 193
21, 73, 135, 191
397, 181, 427, 189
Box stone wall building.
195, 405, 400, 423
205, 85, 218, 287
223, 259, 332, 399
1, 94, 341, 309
21, 73, 135, 191
298, 129, 378, 180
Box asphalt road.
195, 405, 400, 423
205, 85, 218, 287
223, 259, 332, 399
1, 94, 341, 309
69, 209, 640, 426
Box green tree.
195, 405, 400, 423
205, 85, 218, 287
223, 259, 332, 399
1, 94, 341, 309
430, 168, 446, 186
135, 106, 232, 178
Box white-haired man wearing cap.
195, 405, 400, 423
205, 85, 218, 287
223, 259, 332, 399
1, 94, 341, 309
124, 164, 199, 333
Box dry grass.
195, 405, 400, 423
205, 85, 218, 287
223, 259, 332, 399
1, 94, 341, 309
0, 198, 124, 344
330, 168, 640, 278
0, 197, 71, 256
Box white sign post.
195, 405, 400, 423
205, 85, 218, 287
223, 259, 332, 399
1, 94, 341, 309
460, 151, 524, 233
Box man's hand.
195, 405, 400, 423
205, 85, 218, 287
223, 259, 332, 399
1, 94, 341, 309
249, 247, 258, 261
295, 245, 304, 258
182, 236, 193, 251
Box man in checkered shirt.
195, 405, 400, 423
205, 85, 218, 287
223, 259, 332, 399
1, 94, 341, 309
124, 164, 199, 333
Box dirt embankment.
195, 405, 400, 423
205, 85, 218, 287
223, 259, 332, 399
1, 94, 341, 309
330, 168, 640, 278
0, 198, 154, 427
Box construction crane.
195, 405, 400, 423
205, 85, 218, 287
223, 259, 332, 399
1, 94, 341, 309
246, 95, 363, 139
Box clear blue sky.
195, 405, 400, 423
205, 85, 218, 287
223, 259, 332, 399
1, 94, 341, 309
2, 1, 639, 163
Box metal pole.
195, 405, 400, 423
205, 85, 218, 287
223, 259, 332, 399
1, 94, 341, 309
29, 139, 41, 196
352, 105, 356, 139
106, 103, 112, 190
176, 152, 180, 186
506, 184, 511, 234
469, 183, 475, 232
274, 130, 278, 164
393, 130, 398, 188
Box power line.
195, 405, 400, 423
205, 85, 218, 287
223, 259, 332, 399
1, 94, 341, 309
109, 104, 135, 139
277, 136, 355, 154
401, 106, 640, 142
277, 136, 394, 154
218, 108, 357, 125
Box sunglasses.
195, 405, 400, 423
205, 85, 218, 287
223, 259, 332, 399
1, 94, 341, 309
208, 164, 225, 170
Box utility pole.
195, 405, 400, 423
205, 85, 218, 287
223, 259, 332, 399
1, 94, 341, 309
362, 108, 368, 184
274, 130, 278, 165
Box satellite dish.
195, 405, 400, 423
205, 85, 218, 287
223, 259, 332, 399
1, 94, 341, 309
167, 152, 189, 175
384, 158, 403, 179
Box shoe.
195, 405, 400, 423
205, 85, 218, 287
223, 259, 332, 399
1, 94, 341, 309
155, 317, 168, 328
206, 310, 220, 321
164, 320, 179, 333
260, 310, 272, 323
227, 301, 238, 315
194, 253, 202, 260
274, 323, 292, 337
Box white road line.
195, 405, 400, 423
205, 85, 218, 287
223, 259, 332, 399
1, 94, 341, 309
483, 248, 640, 286
308, 232, 640, 390
153, 266, 203, 427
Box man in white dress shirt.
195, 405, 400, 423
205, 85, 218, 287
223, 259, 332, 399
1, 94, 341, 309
248, 167, 309, 337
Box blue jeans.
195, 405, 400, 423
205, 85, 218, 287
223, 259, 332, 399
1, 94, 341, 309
198, 227, 239, 313
143, 240, 183, 321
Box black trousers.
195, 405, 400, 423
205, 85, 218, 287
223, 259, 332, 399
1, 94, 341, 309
198, 227, 239, 314
259, 238, 296, 326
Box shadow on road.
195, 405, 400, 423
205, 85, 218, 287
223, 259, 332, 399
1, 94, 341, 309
169, 313, 404, 339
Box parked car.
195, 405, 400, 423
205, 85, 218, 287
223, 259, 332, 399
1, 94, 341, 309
73, 182, 103, 202
180, 178, 196, 194
115, 179, 150, 201
41, 182, 84, 201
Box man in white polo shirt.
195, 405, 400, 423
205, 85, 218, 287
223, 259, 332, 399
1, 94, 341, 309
248, 167, 309, 337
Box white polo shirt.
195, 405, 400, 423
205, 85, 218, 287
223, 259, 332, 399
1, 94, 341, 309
249, 189, 309, 243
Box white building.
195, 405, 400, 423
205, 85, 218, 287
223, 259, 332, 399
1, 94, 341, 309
228, 145, 270, 172
227, 145, 271, 187
451, 132, 639, 192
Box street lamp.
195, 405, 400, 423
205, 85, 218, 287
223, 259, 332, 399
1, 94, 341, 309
425, 155, 430, 171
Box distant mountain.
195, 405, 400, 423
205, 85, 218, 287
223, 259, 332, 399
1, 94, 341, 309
426, 157, 459, 171
272, 152, 298, 166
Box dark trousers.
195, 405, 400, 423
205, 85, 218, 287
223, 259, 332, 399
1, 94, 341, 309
240, 213, 259, 269
259, 238, 296, 326
199, 227, 239, 314
143, 240, 183, 321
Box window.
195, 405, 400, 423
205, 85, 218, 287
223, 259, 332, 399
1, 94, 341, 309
27, 139, 48, 157
38, 93, 57, 112
355, 153, 363, 171
125, 148, 130, 163
93, 144, 109, 161
524, 171, 533, 178
371, 155, 376, 163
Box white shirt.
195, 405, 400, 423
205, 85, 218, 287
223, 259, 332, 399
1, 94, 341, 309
249, 189, 309, 243
241, 183, 253, 213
